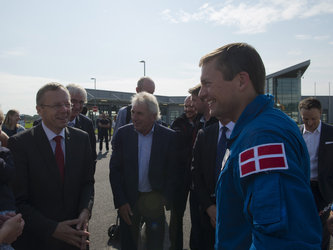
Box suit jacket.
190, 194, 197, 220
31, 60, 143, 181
300, 122, 333, 204
192, 123, 219, 212
74, 114, 97, 164
109, 122, 179, 209
8, 124, 95, 250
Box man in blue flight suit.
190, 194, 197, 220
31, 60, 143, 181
199, 43, 322, 249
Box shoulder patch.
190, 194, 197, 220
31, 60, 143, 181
239, 143, 288, 178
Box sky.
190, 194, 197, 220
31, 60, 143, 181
1, 0, 333, 115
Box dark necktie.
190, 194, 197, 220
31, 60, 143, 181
216, 126, 228, 181
68, 121, 75, 127
53, 136, 64, 181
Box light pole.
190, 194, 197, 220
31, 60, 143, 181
90, 77, 96, 90
139, 60, 146, 76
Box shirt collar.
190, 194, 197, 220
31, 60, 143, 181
219, 121, 235, 132
42, 121, 65, 141
68, 117, 76, 125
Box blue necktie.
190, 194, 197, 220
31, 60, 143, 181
216, 126, 228, 181
68, 121, 75, 127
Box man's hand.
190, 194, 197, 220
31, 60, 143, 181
0, 212, 16, 227
327, 211, 333, 235
0, 213, 24, 244
52, 218, 89, 249
76, 209, 90, 250
118, 203, 133, 225
206, 205, 217, 228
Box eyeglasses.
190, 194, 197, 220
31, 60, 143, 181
71, 99, 85, 105
41, 103, 73, 110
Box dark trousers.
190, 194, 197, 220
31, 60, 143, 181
311, 181, 330, 250
169, 187, 189, 250
199, 209, 215, 250
99, 132, 109, 151
189, 190, 205, 250
120, 191, 165, 250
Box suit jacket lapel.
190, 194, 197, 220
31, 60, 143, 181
149, 123, 160, 170
74, 115, 82, 130
318, 122, 326, 172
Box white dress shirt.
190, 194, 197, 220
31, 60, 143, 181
42, 121, 66, 158
302, 121, 321, 180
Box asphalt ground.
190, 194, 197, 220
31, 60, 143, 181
88, 148, 191, 250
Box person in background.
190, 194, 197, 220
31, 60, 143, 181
2, 110, 25, 137
66, 84, 97, 172
199, 42, 321, 249
0, 112, 8, 147
189, 84, 218, 129
98, 113, 110, 152
299, 97, 333, 250
169, 95, 197, 250
192, 115, 234, 249
0, 109, 25, 249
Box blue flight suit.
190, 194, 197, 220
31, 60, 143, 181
215, 94, 322, 249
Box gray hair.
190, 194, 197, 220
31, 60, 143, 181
66, 83, 87, 103
131, 91, 161, 121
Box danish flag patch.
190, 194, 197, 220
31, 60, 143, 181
239, 143, 288, 178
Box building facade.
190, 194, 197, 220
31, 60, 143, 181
85, 89, 186, 126
266, 60, 310, 123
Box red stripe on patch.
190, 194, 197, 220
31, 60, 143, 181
259, 157, 286, 170
258, 144, 283, 156
240, 148, 254, 163
241, 161, 256, 176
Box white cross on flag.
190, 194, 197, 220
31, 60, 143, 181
239, 143, 288, 178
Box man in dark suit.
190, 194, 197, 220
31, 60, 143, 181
8, 82, 95, 250
110, 91, 179, 250
67, 84, 97, 170
299, 97, 333, 250
192, 118, 234, 249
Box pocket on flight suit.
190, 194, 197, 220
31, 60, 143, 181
246, 173, 287, 234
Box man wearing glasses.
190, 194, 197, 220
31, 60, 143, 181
67, 84, 97, 172
8, 82, 95, 250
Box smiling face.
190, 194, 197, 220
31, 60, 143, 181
300, 108, 321, 133
131, 102, 155, 135
199, 58, 240, 121
36, 88, 71, 134
184, 96, 196, 121
10, 112, 20, 125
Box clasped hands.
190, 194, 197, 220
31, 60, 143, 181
52, 208, 90, 250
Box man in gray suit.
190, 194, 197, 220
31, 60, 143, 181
299, 97, 333, 250
109, 91, 179, 250
8, 83, 94, 250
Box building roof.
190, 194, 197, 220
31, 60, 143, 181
266, 60, 310, 79
86, 88, 185, 105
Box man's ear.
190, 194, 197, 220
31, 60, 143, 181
36, 105, 42, 116
238, 72, 251, 91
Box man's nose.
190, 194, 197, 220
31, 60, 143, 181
198, 86, 206, 99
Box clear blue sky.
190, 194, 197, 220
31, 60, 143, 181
1, 0, 332, 115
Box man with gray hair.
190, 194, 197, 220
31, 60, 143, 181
111, 77, 155, 146
109, 91, 179, 250
66, 84, 97, 171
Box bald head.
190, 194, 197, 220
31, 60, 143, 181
136, 77, 155, 94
